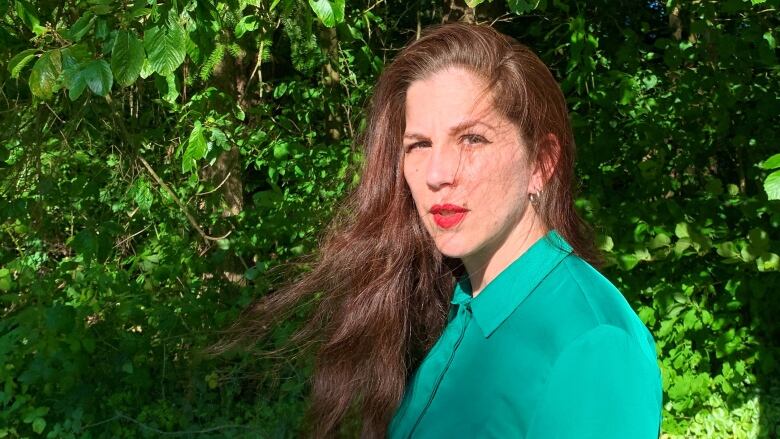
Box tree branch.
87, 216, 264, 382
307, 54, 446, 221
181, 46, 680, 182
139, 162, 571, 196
138, 156, 231, 243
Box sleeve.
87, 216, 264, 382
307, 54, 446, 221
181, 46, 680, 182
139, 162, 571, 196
525, 324, 662, 439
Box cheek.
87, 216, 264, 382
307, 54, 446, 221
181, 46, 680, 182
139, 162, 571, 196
403, 162, 425, 204
468, 158, 521, 194
467, 157, 528, 213
403, 154, 421, 184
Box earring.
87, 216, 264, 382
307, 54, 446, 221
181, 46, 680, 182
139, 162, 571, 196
528, 190, 541, 208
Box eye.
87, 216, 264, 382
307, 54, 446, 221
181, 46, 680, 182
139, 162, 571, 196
460, 133, 490, 146
405, 141, 431, 152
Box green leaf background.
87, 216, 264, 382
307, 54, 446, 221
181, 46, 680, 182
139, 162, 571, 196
28, 50, 62, 99
2, 0, 779, 437
143, 9, 186, 76
307, 0, 345, 27
63, 59, 113, 99
111, 30, 145, 86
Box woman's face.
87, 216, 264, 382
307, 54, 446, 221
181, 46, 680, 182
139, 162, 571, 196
403, 67, 542, 267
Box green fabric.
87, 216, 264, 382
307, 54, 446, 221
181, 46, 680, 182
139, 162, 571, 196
388, 230, 662, 438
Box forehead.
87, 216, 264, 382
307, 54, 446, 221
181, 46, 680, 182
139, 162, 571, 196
405, 67, 500, 130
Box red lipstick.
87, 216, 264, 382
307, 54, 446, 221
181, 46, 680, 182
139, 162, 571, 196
430, 203, 469, 229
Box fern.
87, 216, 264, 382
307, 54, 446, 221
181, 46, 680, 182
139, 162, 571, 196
260, 36, 273, 63
282, 11, 323, 75
200, 43, 225, 80
227, 42, 244, 58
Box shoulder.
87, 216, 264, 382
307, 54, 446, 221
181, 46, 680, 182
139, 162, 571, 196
517, 253, 658, 367
559, 255, 642, 327
525, 323, 663, 438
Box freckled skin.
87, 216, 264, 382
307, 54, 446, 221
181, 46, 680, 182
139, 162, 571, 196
403, 67, 546, 295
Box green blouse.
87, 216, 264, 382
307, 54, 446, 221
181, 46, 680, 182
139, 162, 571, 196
388, 230, 662, 438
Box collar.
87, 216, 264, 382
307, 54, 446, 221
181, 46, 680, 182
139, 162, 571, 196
450, 229, 574, 338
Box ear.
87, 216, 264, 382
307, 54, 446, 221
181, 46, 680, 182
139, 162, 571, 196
528, 133, 562, 194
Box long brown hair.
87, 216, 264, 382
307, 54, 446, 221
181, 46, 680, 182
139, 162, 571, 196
209, 22, 600, 437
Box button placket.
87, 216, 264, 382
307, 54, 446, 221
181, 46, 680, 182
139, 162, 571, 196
407, 301, 472, 437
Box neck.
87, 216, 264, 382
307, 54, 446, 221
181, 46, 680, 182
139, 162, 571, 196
462, 211, 546, 298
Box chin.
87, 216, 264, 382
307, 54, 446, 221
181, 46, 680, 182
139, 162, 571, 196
433, 239, 473, 259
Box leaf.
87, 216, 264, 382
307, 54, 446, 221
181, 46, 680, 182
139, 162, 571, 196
764, 170, 780, 200
64, 59, 113, 100
764, 32, 777, 50
64, 11, 95, 42
162, 74, 178, 103
143, 9, 186, 76
139, 58, 154, 79
273, 82, 288, 98
7, 49, 37, 79
508, 0, 539, 14
674, 222, 690, 239
757, 252, 779, 272
637, 306, 655, 326
132, 178, 153, 211
273, 141, 289, 159
111, 30, 145, 86
234, 15, 259, 38
465, 0, 485, 6
760, 153, 780, 170
283, 15, 323, 74
740, 243, 759, 262
199, 44, 225, 80
648, 233, 670, 249
61, 44, 90, 70
674, 238, 691, 255
0, 268, 12, 292
683, 309, 697, 330
617, 253, 639, 270
182, 121, 208, 173
716, 241, 739, 259
597, 235, 613, 252
29, 50, 62, 99
642, 74, 658, 90
90, 4, 113, 15
634, 247, 651, 261
14, 0, 46, 35
209, 128, 228, 150
307, 0, 345, 27
32, 418, 45, 434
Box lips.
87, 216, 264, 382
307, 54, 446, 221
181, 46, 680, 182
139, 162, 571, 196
430, 203, 469, 229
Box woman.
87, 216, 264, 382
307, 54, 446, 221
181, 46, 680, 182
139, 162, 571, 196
215, 23, 662, 438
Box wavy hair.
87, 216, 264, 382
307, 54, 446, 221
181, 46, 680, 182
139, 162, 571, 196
208, 22, 600, 437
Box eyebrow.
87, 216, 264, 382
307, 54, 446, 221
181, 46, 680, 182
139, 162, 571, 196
403, 119, 495, 140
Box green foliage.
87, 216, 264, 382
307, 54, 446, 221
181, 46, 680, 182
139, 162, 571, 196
64, 59, 113, 99
199, 43, 225, 81
7, 48, 37, 79
183, 120, 209, 173
307, 0, 345, 27
14, 0, 46, 35
28, 50, 62, 99
111, 31, 145, 87
143, 9, 187, 77
1, 0, 778, 437
761, 154, 780, 200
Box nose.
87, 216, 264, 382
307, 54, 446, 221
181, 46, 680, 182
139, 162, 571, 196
426, 142, 462, 190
